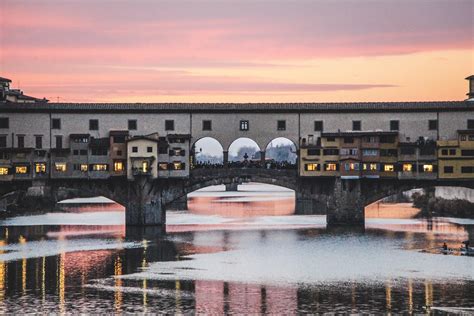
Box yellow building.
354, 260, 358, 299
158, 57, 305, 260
438, 130, 474, 179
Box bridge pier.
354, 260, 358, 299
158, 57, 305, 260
223, 151, 229, 165
326, 178, 365, 226
126, 176, 165, 227
225, 182, 239, 191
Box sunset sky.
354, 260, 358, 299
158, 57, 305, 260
0, 0, 472, 103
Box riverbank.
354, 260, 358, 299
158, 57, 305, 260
412, 191, 474, 219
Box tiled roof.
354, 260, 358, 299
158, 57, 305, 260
0, 77, 11, 83
0, 101, 471, 113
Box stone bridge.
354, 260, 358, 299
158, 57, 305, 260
2, 168, 474, 233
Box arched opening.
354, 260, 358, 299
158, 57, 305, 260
187, 182, 295, 217
228, 137, 261, 163
264, 137, 297, 168
193, 137, 224, 166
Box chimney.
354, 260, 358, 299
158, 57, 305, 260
466, 75, 474, 101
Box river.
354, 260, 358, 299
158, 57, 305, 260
0, 183, 472, 314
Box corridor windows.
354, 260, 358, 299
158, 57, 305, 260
305, 163, 319, 171
165, 120, 175, 131
52, 118, 61, 129
35, 163, 46, 174
467, 119, 474, 129
428, 120, 438, 130
240, 120, 249, 131
35, 135, 43, 149
55, 163, 67, 172
314, 121, 323, 132
325, 163, 338, 171
402, 163, 413, 172
202, 120, 212, 131
128, 119, 137, 130
352, 120, 361, 131
390, 120, 399, 131
55, 136, 63, 149
17, 135, 24, 148
384, 164, 395, 172
89, 119, 99, 131
0, 118, 9, 129
0, 136, 6, 148
277, 120, 286, 131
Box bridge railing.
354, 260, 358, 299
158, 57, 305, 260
193, 161, 297, 170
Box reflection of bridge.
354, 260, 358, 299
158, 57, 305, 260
3, 166, 474, 235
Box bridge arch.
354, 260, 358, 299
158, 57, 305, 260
264, 137, 298, 163
227, 137, 261, 161
193, 136, 224, 164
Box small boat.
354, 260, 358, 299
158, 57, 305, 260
460, 247, 474, 256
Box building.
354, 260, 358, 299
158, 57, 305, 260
126, 134, 159, 180
0, 76, 48, 103
438, 129, 474, 179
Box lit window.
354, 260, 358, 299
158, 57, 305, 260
402, 164, 412, 172
423, 164, 433, 172
384, 164, 394, 172
325, 163, 337, 171
0, 167, 8, 175
173, 162, 183, 170
159, 163, 168, 170
55, 163, 67, 172
142, 161, 149, 172
15, 166, 28, 174
35, 163, 46, 174
92, 164, 108, 171
114, 161, 124, 172
363, 163, 378, 171
80, 164, 88, 172
306, 163, 318, 171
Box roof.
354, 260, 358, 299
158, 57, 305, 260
465, 75, 474, 80
322, 131, 399, 137
109, 130, 129, 136
0, 101, 471, 114
0, 77, 11, 83
70, 133, 90, 138
167, 134, 192, 139
126, 136, 159, 143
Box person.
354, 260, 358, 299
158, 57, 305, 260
442, 242, 448, 251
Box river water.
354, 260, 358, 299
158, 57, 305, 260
0, 183, 472, 314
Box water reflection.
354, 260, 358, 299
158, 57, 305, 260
0, 184, 471, 313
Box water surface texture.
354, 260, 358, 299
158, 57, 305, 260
0, 183, 472, 314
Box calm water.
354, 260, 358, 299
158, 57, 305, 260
0, 183, 473, 314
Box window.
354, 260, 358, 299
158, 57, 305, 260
147, 146, 153, 153
380, 135, 396, 143
73, 150, 79, 156
92, 164, 108, 171
365, 136, 377, 143
202, 120, 212, 131
461, 135, 467, 141
420, 146, 435, 156
158, 146, 168, 154
441, 149, 448, 155
113, 136, 126, 143
35, 163, 46, 174
89, 119, 99, 131
305, 163, 319, 171
362, 149, 378, 156
170, 148, 184, 156
314, 121, 323, 132
470, 135, 474, 141
423, 164, 433, 172
165, 120, 175, 131
384, 164, 395, 172
142, 161, 149, 173
362, 163, 378, 171
80, 164, 88, 172
344, 163, 359, 171
277, 120, 286, 131
428, 120, 438, 130
402, 164, 413, 172
15, 166, 28, 174
323, 148, 339, 156
0, 167, 8, 175
132, 146, 138, 153
326, 137, 336, 142
55, 163, 67, 172
343, 137, 354, 144
91, 148, 108, 156
340, 148, 358, 156
380, 149, 397, 157
52, 118, 61, 129
35, 136, 42, 149
158, 163, 168, 170
444, 166, 454, 174
128, 120, 137, 130
461, 150, 474, 156
80, 149, 87, 155
0, 118, 9, 129
114, 161, 124, 172
0, 136, 6, 148
449, 149, 456, 155
116, 150, 123, 156
352, 120, 361, 131
55, 136, 62, 149
468, 119, 474, 129
390, 120, 399, 131
0, 152, 9, 160
172, 162, 185, 170
73, 137, 89, 143
307, 148, 320, 156
324, 163, 338, 171
240, 120, 249, 131
461, 166, 474, 173
17, 135, 24, 148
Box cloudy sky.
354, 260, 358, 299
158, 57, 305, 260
0, 0, 472, 103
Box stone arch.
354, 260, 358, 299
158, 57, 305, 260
227, 137, 261, 161
192, 136, 225, 164
264, 137, 298, 163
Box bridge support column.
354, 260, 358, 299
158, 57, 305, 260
126, 176, 165, 227
223, 151, 229, 166
225, 182, 239, 191
327, 178, 365, 226
260, 151, 266, 164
